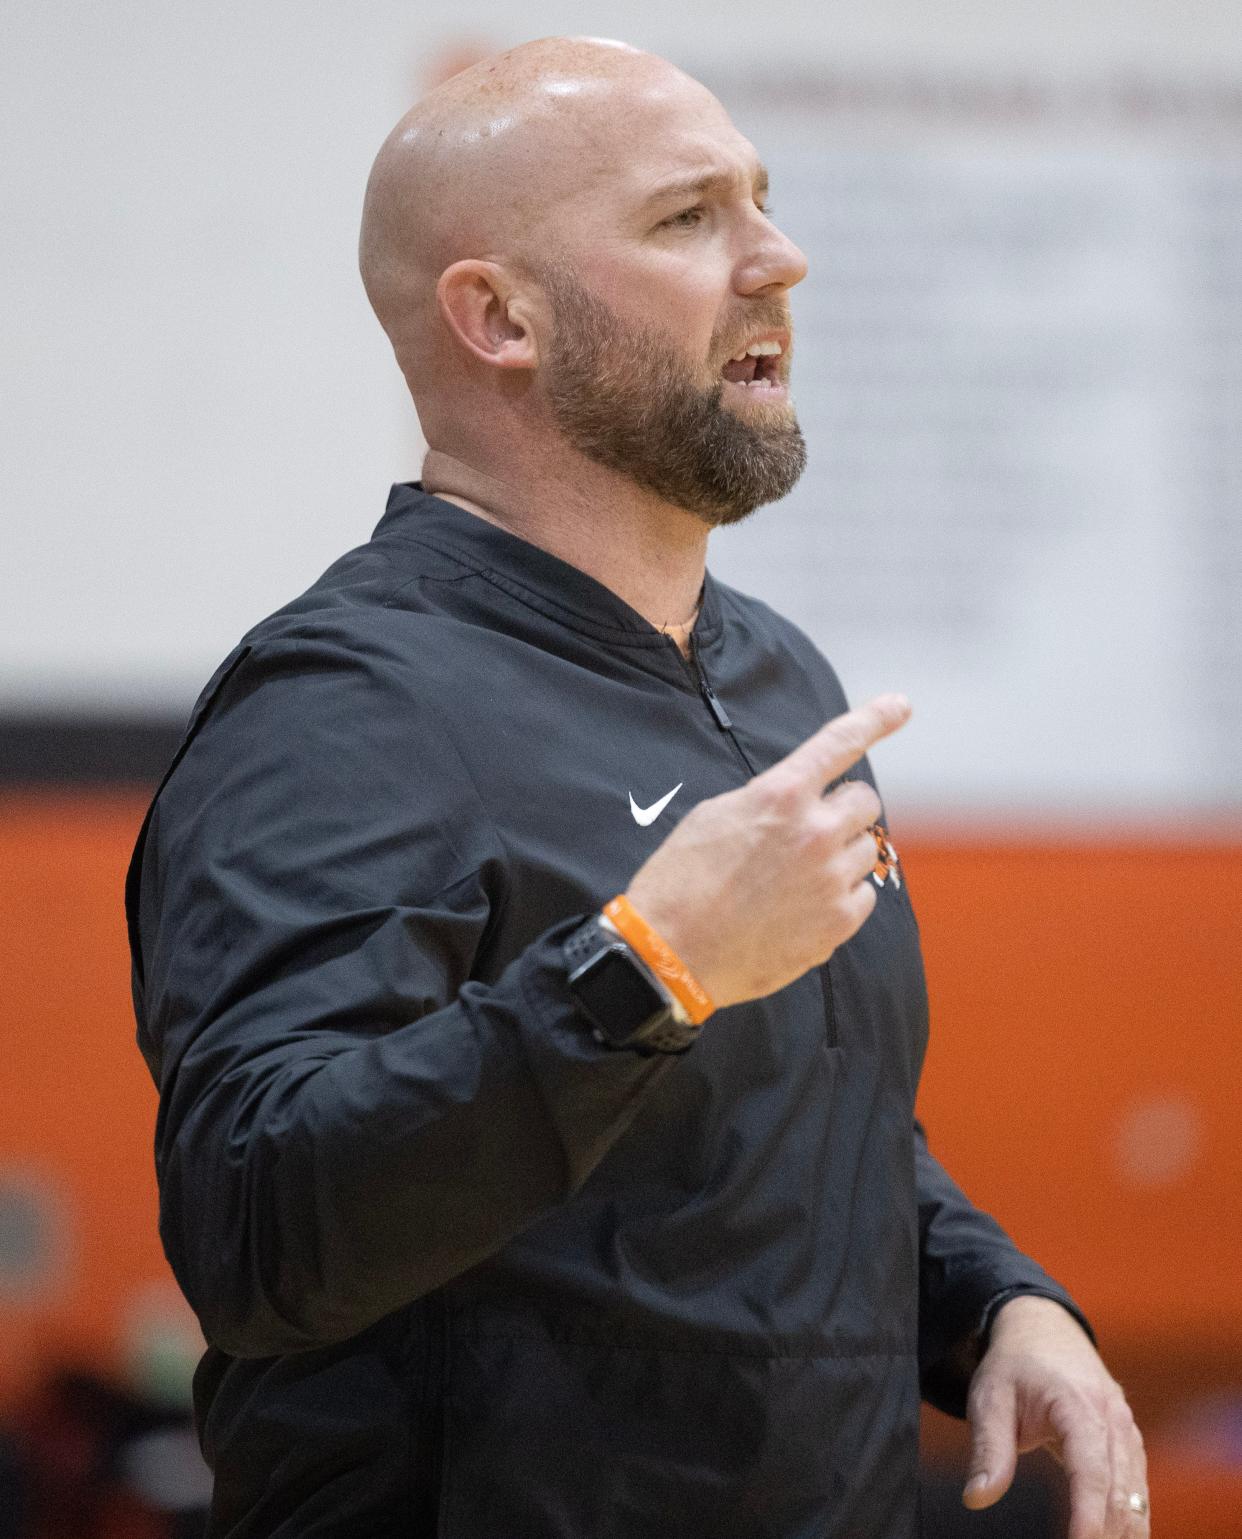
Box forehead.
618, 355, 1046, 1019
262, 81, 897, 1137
562, 75, 763, 207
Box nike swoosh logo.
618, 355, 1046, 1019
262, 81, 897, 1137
629, 783, 683, 827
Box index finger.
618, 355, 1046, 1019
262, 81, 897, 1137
774, 694, 912, 795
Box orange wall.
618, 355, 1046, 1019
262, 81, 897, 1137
910, 836, 1242, 1354
1, 792, 1239, 1412
0, 793, 170, 1409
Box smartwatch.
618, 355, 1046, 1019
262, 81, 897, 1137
563, 915, 700, 1055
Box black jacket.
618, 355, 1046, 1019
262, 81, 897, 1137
127, 485, 1088, 1538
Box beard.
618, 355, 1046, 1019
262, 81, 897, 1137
534, 265, 807, 528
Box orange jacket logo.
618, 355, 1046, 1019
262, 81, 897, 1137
871, 824, 901, 889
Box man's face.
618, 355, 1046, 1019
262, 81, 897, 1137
531, 74, 810, 526
538, 263, 806, 527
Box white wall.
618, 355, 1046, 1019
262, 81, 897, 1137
2, 1, 1239, 813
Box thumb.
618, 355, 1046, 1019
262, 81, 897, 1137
962, 1378, 1018, 1510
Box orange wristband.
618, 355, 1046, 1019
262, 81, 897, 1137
602, 895, 715, 1026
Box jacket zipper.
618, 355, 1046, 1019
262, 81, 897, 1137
684, 635, 838, 1048
685, 634, 755, 776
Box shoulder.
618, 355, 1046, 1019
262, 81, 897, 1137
185, 525, 481, 733
708, 573, 852, 717
148, 547, 500, 887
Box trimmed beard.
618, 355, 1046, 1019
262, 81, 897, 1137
535, 264, 807, 528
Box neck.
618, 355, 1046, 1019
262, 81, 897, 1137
421, 447, 710, 641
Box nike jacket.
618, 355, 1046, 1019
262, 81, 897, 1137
126, 485, 1089, 1539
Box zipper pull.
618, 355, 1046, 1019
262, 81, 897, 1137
700, 677, 732, 730
688, 634, 733, 730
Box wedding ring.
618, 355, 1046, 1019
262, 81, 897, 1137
1126, 1491, 1149, 1517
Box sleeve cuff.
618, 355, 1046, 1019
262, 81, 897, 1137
978, 1284, 1097, 1351
921, 1272, 1096, 1419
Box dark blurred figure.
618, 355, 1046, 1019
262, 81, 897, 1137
0, 1428, 29, 1539
4, 1369, 207, 1539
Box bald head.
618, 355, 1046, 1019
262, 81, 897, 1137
358, 37, 722, 358
357, 36, 807, 519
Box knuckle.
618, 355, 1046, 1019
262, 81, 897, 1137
968, 1375, 1002, 1410
754, 769, 800, 814
825, 848, 859, 890
816, 799, 850, 841
968, 1389, 1011, 1429
824, 720, 861, 769
967, 1412, 1003, 1450
1059, 1386, 1103, 1424
805, 814, 839, 858
853, 779, 882, 817
827, 779, 875, 829
833, 782, 881, 835
828, 720, 867, 762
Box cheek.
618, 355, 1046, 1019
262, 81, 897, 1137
592, 251, 730, 358
657, 289, 730, 376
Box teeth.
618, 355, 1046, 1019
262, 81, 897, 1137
729, 339, 784, 362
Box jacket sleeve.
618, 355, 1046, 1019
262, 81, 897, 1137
128, 633, 668, 1359
914, 1120, 1095, 1417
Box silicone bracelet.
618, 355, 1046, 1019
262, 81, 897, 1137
602, 895, 715, 1026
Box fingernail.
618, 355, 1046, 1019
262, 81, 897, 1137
965, 1474, 989, 1497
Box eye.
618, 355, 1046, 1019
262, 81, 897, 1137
660, 205, 706, 230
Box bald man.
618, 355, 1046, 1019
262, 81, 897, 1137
128, 37, 1148, 1539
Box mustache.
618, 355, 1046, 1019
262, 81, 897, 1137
711, 302, 793, 362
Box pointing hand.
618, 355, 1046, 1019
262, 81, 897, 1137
624, 694, 911, 1010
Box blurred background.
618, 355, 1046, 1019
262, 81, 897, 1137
2, 1, 1239, 1534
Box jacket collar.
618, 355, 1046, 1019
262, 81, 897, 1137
373, 483, 724, 650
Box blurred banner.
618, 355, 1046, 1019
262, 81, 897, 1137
701, 67, 1241, 819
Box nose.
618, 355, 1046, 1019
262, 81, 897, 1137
735, 212, 808, 297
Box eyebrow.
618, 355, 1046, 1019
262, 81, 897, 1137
642, 163, 770, 208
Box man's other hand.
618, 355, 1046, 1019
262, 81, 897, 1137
963, 1295, 1149, 1538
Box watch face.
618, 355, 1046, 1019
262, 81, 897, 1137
572, 945, 667, 1046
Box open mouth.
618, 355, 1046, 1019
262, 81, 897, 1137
720, 338, 786, 392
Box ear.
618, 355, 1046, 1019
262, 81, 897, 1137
436, 260, 539, 371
